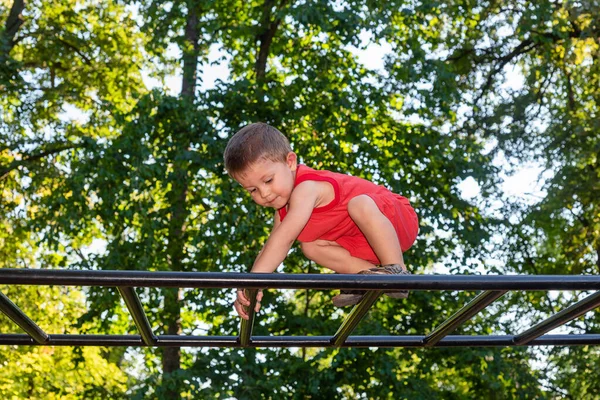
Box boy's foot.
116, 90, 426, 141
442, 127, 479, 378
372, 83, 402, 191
360, 264, 410, 299
331, 264, 410, 307
332, 290, 365, 307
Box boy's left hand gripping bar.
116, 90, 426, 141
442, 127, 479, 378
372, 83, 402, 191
239, 289, 259, 347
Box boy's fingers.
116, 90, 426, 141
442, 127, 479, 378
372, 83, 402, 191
254, 290, 263, 312
237, 289, 249, 305
233, 299, 249, 320
234, 289, 264, 317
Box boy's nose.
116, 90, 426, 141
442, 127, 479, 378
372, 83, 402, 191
260, 188, 270, 199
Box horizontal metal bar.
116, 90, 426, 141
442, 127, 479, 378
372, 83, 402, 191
341, 334, 600, 347
2, 269, 600, 291
423, 290, 507, 346
0, 291, 49, 344
331, 291, 382, 347
239, 289, 258, 347
117, 287, 157, 346
0, 334, 142, 346
2, 334, 600, 347
159, 335, 241, 347
513, 291, 600, 345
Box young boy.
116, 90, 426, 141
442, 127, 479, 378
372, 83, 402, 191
224, 122, 419, 319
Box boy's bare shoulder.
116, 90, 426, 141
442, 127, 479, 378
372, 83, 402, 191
294, 180, 335, 208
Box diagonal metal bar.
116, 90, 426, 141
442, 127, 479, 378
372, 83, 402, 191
331, 290, 382, 347
0, 290, 49, 344
239, 289, 258, 347
513, 291, 600, 345
117, 287, 157, 346
423, 290, 507, 347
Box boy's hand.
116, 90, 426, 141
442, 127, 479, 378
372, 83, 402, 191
233, 289, 263, 320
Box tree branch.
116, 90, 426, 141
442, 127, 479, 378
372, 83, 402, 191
474, 38, 538, 104
55, 37, 92, 65
254, 0, 288, 81
0, 143, 83, 181
451, 17, 600, 105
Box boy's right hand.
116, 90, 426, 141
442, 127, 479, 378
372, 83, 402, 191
233, 289, 263, 320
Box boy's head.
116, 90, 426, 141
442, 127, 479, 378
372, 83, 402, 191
224, 122, 292, 178
224, 123, 297, 209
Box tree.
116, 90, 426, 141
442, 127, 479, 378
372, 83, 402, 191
1, 0, 573, 398
0, 168, 131, 398
1, 0, 147, 397
380, 0, 600, 397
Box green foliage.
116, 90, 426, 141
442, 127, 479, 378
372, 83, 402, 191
2, 0, 598, 398
0, 287, 130, 399
0, 184, 131, 398
380, 1, 600, 397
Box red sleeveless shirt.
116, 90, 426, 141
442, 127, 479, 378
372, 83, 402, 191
278, 165, 418, 264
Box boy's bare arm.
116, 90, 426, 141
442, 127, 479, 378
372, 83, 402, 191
250, 212, 280, 260
250, 182, 321, 273
235, 181, 328, 319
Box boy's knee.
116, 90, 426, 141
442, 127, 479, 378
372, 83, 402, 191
301, 240, 334, 261
348, 195, 377, 220
300, 241, 318, 261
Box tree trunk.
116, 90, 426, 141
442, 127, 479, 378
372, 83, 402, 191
1, 0, 25, 90
1, 0, 25, 54
181, 2, 200, 98
161, 2, 201, 398
596, 245, 600, 273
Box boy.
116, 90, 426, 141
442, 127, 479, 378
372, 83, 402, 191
224, 123, 419, 319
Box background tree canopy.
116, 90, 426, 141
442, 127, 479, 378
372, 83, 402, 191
1, 0, 598, 398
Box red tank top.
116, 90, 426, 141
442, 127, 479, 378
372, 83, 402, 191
278, 165, 416, 265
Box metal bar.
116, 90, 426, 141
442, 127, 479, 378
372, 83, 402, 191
117, 287, 157, 346
239, 289, 258, 347
343, 334, 600, 348
331, 291, 382, 347
0, 291, 49, 344
2, 334, 600, 347
2, 269, 600, 291
513, 291, 600, 345
423, 290, 507, 347
0, 334, 142, 346
160, 335, 241, 347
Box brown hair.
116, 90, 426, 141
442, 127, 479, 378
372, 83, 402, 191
224, 122, 292, 176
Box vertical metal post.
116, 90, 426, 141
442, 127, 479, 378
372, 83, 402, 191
239, 289, 258, 347
0, 290, 49, 344
423, 290, 507, 346
117, 287, 157, 346
513, 291, 600, 345
331, 291, 382, 347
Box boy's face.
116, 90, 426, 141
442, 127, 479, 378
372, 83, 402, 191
235, 152, 297, 210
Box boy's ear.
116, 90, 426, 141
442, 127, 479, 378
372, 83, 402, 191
286, 152, 297, 171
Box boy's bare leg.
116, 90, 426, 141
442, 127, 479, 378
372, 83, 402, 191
347, 195, 406, 271
300, 240, 374, 273
301, 236, 407, 307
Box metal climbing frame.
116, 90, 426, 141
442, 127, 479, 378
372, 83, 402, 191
1, 268, 600, 348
